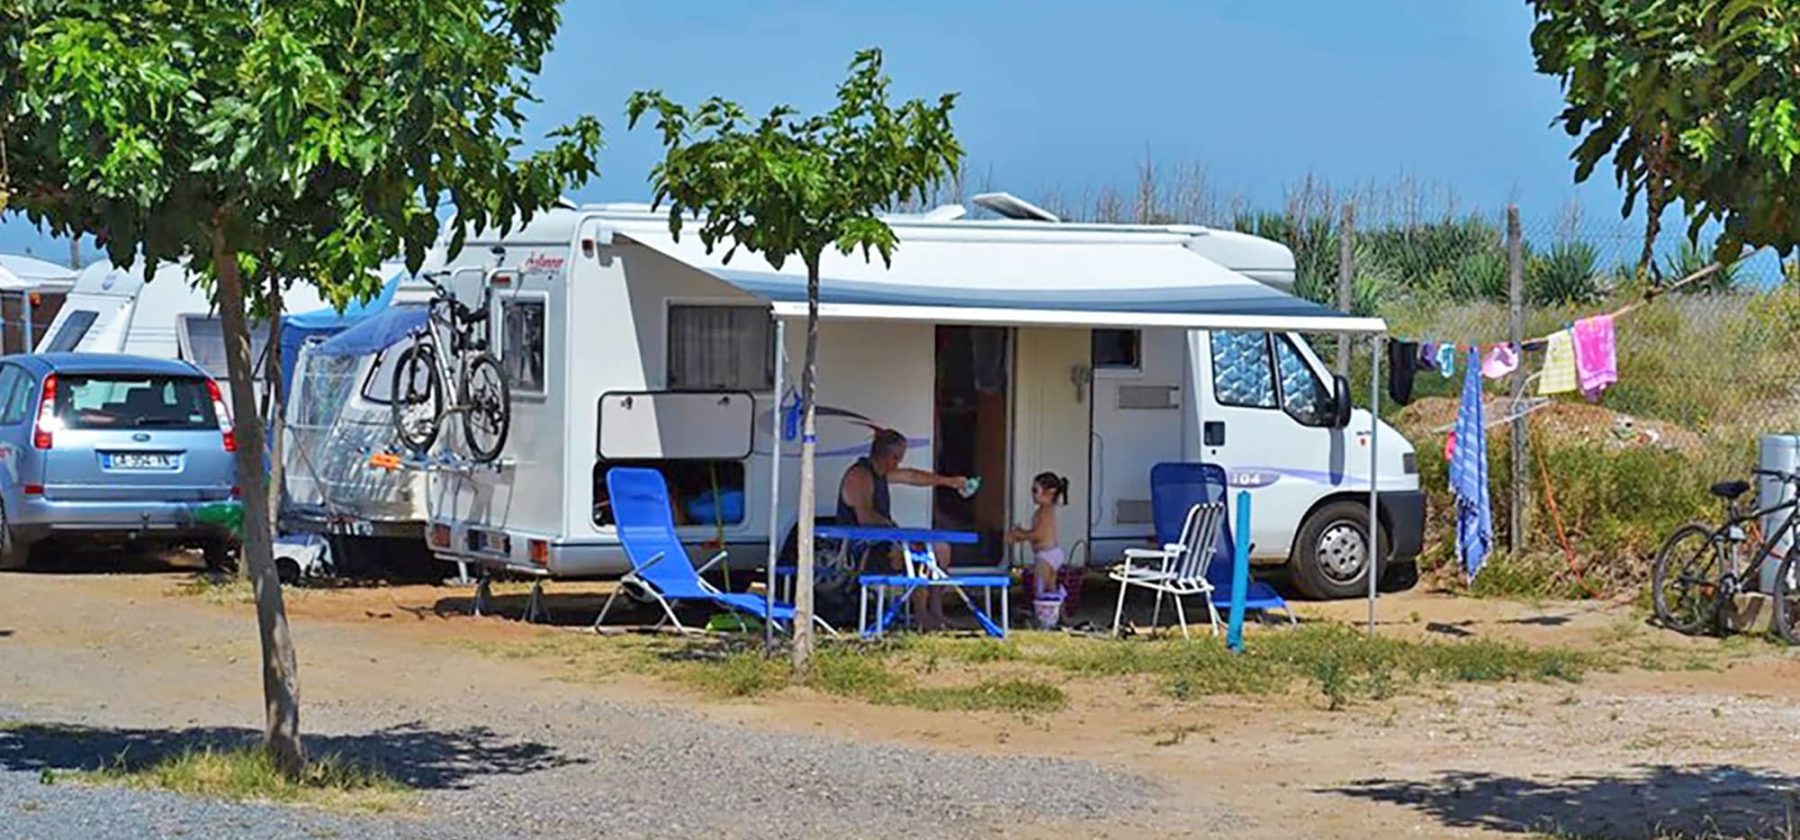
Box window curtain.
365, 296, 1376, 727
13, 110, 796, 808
668, 307, 772, 391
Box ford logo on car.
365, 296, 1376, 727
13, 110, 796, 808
131, 432, 151, 442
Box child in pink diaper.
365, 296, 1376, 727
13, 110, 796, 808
1010, 471, 1069, 597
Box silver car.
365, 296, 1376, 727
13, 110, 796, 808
0, 353, 238, 570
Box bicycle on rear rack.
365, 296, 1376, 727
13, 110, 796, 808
389, 270, 512, 463
1651, 468, 1800, 640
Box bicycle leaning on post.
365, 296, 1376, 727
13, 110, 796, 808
388, 270, 512, 463
1652, 468, 1800, 641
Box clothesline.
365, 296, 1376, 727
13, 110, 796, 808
1395, 261, 1723, 352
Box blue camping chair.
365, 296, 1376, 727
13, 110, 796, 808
596, 467, 833, 635
1148, 462, 1296, 624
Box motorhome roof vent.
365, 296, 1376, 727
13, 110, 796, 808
971, 192, 1061, 223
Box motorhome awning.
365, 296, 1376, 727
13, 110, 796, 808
616, 226, 1386, 334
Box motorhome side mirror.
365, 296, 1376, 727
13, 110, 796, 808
1332, 374, 1353, 428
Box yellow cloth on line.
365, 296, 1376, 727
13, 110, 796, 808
1537, 329, 1578, 395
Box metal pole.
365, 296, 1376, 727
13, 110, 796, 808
1336, 203, 1355, 377
764, 316, 787, 651
1368, 333, 1381, 635
1506, 206, 1528, 554
21, 294, 32, 353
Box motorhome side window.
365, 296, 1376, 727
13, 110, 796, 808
500, 298, 546, 394
1273, 335, 1332, 426
1092, 329, 1141, 371
667, 305, 774, 391
1209, 330, 1277, 408
45, 310, 97, 352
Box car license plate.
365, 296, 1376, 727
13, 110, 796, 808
105, 452, 179, 470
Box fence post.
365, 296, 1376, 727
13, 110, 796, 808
1507, 205, 1529, 554
1336, 202, 1355, 377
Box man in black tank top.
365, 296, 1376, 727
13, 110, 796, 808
837, 428, 967, 629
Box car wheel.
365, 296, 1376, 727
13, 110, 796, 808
1290, 500, 1387, 600
0, 500, 29, 571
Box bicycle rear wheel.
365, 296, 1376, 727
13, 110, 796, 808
1651, 523, 1725, 635
460, 352, 511, 463
1772, 551, 1800, 645
390, 342, 444, 454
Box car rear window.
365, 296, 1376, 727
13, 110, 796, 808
55, 375, 218, 430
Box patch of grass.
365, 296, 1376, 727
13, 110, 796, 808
627, 638, 1067, 713
169, 574, 258, 605
911, 624, 1591, 710
83, 746, 409, 813
883, 679, 1066, 714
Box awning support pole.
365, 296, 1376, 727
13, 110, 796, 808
764, 316, 787, 652
22, 294, 33, 353
1368, 334, 1382, 635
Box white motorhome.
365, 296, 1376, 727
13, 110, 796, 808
419, 203, 1424, 600
36, 260, 330, 375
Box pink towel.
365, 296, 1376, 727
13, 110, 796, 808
1571, 314, 1617, 395
1480, 344, 1518, 380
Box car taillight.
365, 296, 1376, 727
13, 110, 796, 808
529, 539, 549, 566
32, 374, 56, 449
205, 379, 236, 452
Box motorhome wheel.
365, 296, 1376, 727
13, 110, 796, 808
1290, 500, 1387, 600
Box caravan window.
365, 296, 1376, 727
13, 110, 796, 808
45, 310, 97, 352
1092, 329, 1141, 371
499, 297, 546, 395
667, 305, 773, 391
1273, 335, 1332, 426
1209, 330, 1277, 409
179, 316, 272, 379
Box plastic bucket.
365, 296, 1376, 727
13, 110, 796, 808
1033, 591, 1065, 629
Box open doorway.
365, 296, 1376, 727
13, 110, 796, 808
933, 326, 1011, 566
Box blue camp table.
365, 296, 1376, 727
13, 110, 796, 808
810, 526, 1009, 639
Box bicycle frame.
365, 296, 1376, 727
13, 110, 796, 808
413, 272, 491, 416
1715, 475, 1800, 589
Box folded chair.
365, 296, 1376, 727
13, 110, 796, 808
1149, 462, 1297, 625
596, 467, 833, 635
1111, 500, 1227, 638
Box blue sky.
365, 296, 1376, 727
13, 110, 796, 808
0, 0, 1628, 261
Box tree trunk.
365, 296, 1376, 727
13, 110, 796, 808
212, 238, 305, 777
263, 286, 284, 543
791, 261, 821, 672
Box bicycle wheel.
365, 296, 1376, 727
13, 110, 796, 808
390, 342, 444, 454
1651, 522, 1725, 635
1772, 550, 1800, 645
459, 352, 511, 463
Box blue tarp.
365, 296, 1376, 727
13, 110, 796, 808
276, 274, 402, 399
313, 306, 427, 358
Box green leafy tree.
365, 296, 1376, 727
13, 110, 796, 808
1530, 0, 1800, 264
627, 48, 960, 669
1, 0, 599, 773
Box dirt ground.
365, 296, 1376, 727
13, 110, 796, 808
4, 553, 1799, 839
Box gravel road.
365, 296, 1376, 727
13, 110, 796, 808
0, 572, 1167, 839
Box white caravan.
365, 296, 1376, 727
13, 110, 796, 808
282, 298, 436, 542
36, 260, 330, 376
418, 204, 1424, 600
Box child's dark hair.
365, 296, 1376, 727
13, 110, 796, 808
1033, 471, 1069, 505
